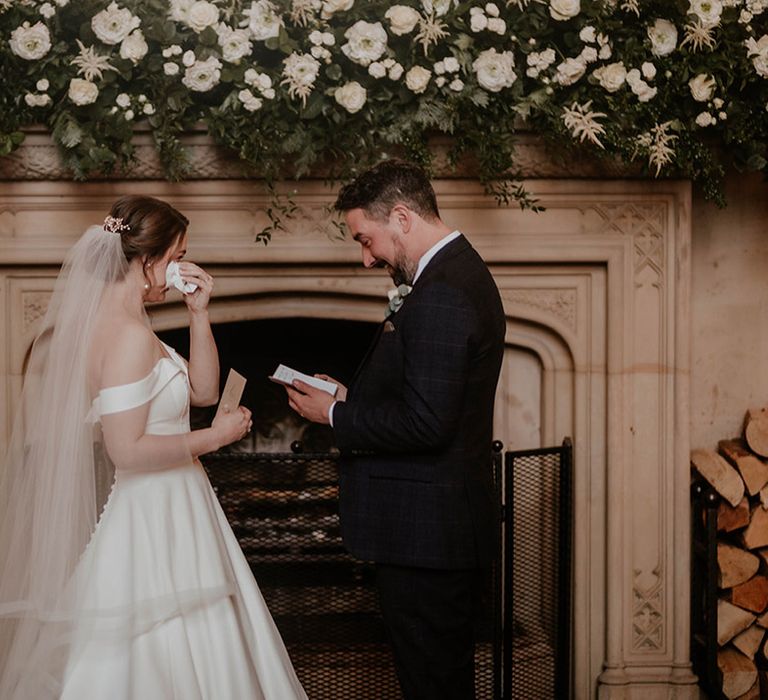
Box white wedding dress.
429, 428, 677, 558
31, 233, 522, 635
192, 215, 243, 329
58, 342, 307, 700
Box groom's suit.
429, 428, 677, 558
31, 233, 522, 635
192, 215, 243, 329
332, 233, 505, 699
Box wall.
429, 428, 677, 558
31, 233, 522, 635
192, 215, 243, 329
691, 172, 768, 449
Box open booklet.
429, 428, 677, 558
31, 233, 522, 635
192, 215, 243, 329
269, 364, 338, 397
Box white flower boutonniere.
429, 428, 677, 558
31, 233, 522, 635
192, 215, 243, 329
386, 283, 412, 317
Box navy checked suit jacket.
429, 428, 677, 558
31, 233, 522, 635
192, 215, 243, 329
332, 234, 505, 569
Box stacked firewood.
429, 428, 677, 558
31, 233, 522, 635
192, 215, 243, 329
692, 408, 768, 699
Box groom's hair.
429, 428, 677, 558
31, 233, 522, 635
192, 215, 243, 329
334, 159, 440, 222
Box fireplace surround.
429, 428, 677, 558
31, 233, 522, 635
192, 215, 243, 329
0, 161, 695, 697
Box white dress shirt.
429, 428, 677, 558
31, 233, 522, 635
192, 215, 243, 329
328, 230, 462, 426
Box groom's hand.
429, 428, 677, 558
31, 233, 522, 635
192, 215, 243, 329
285, 380, 336, 425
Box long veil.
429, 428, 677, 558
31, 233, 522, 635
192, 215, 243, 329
0, 225, 129, 697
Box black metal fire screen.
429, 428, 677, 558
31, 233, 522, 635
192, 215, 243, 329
501, 439, 574, 700
201, 440, 572, 700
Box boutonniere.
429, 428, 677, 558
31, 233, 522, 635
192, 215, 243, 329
386, 283, 412, 317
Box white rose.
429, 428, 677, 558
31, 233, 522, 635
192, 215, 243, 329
470, 13, 488, 31
321, 0, 353, 19
164, 62, 180, 75
641, 61, 656, 79
243, 0, 283, 41
449, 78, 464, 91
120, 30, 148, 64
554, 56, 587, 85
182, 56, 222, 92
39, 3, 55, 18
9, 21, 51, 60
695, 111, 715, 126
334, 80, 367, 113
385, 5, 420, 35
648, 18, 678, 56
635, 82, 657, 102
443, 56, 460, 73
549, 0, 580, 20
341, 20, 387, 66
116, 92, 131, 108
368, 61, 387, 78
579, 25, 596, 42
689, 0, 722, 27
389, 62, 404, 80
488, 17, 506, 34
36, 78, 49, 91
238, 88, 263, 111
405, 65, 432, 93
217, 26, 252, 63
68, 78, 99, 106
593, 61, 626, 92
183, 50, 196, 67
91, 2, 140, 45
186, 0, 219, 31
689, 73, 716, 101
473, 48, 516, 92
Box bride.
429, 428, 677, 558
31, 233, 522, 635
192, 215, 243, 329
0, 196, 307, 699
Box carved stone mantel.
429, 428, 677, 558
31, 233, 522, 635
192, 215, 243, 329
0, 174, 696, 698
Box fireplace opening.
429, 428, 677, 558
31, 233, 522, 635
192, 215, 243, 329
158, 317, 378, 452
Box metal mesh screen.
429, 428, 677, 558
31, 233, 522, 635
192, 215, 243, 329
201, 451, 499, 700
503, 442, 573, 700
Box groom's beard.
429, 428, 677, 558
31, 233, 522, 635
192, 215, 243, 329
387, 240, 417, 286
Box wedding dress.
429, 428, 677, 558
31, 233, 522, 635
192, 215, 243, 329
57, 341, 307, 700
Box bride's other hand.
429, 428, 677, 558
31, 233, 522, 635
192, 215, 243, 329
212, 405, 252, 447
315, 374, 348, 402
179, 262, 214, 312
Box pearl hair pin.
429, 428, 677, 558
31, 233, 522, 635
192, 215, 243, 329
103, 215, 130, 234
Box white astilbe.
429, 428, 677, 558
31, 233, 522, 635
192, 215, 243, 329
290, 0, 320, 26
70, 39, 116, 81
0, 0, 12, 12
637, 121, 678, 176
415, 13, 448, 55
562, 101, 607, 148
621, 0, 639, 15
506, 0, 531, 7
680, 21, 717, 51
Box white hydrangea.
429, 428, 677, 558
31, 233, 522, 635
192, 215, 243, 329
244, 68, 274, 97
162, 45, 183, 58
181, 56, 222, 92
243, 0, 283, 41
183, 50, 196, 67
238, 88, 263, 111
389, 62, 404, 80
143, 103, 155, 115
164, 61, 179, 75
368, 61, 387, 78
473, 48, 516, 92
36, 78, 49, 91
68, 78, 99, 105
579, 46, 598, 63
549, 0, 580, 21
405, 65, 432, 93
119, 30, 148, 64
217, 25, 253, 63
334, 80, 367, 112
24, 93, 51, 107
384, 5, 420, 35
579, 25, 597, 43
449, 78, 464, 91
341, 21, 387, 66
627, 69, 657, 101
554, 56, 587, 85
9, 21, 52, 60
91, 2, 140, 45
116, 92, 131, 108
593, 61, 627, 92
648, 18, 678, 56
695, 111, 716, 126
39, 3, 55, 18
641, 62, 657, 80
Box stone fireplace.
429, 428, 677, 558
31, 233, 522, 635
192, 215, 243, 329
0, 167, 696, 697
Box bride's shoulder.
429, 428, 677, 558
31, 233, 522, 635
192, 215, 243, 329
98, 321, 159, 387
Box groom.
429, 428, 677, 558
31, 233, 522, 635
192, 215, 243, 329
285, 159, 505, 700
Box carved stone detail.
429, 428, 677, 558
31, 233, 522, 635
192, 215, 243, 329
632, 569, 665, 652
22, 292, 51, 332
500, 288, 577, 331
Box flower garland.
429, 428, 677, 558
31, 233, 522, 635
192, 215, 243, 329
1, 0, 768, 215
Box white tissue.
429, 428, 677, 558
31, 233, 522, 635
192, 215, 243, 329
165, 261, 198, 295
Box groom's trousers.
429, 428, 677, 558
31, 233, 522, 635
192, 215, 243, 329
375, 563, 487, 700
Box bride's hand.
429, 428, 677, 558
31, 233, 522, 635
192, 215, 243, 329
212, 406, 252, 447
179, 262, 214, 313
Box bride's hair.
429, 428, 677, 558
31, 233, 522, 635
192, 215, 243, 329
108, 195, 189, 264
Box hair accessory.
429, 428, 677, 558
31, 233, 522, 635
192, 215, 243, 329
103, 215, 130, 235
